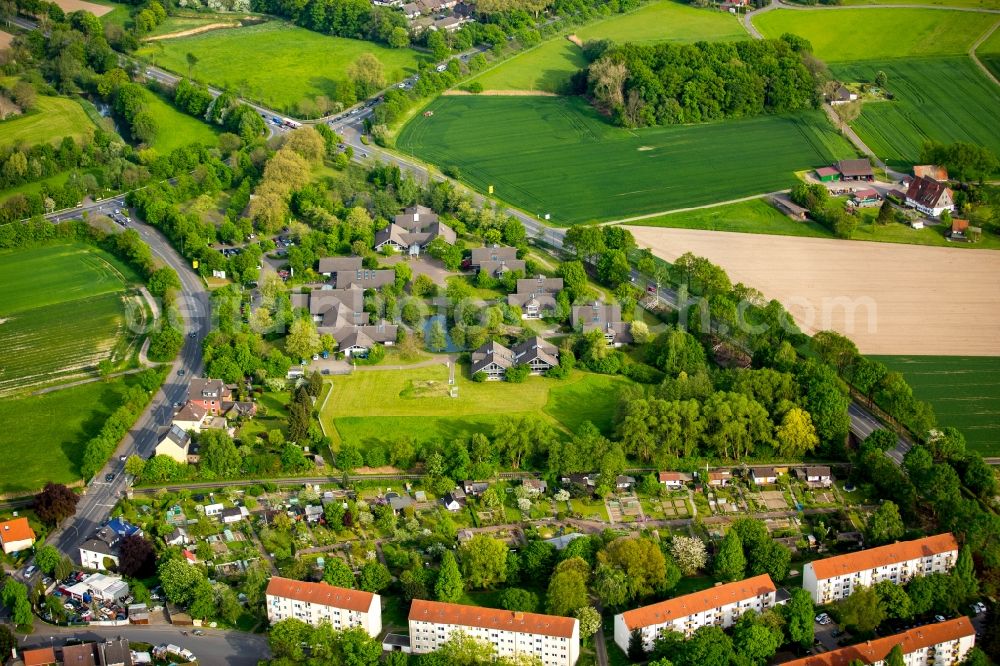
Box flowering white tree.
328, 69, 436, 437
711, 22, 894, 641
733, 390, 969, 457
671, 535, 708, 576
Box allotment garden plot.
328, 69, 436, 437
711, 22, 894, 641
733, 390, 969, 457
397, 96, 855, 225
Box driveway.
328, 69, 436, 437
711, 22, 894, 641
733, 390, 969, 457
381, 254, 453, 286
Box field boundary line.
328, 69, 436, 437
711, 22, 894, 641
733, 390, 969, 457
970, 17, 1000, 86
604, 189, 788, 226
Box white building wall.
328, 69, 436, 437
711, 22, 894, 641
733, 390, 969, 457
805, 550, 957, 604
408, 618, 579, 666
80, 548, 118, 571
266, 593, 381, 637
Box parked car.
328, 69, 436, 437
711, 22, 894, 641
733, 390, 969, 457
935, 615, 946, 622
105, 473, 115, 482
23, 565, 37, 578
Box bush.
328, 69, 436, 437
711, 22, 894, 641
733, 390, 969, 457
472, 370, 488, 382
505, 365, 531, 383
443, 165, 461, 179
467, 82, 484, 94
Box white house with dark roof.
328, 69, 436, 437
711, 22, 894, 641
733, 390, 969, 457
906, 175, 954, 217
508, 276, 564, 320
375, 206, 456, 255
470, 337, 559, 379
470, 245, 526, 277
571, 302, 632, 346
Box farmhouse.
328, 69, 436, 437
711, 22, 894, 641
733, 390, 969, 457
266, 576, 382, 636
155, 424, 191, 464
508, 276, 564, 319
469, 245, 526, 277
829, 85, 858, 105
658, 471, 693, 489
782, 617, 974, 666
802, 533, 958, 604
571, 301, 632, 346
374, 205, 456, 255
905, 176, 954, 217
0, 517, 35, 554
614, 574, 782, 652
850, 189, 881, 208
470, 337, 559, 379
836, 159, 875, 182
409, 599, 580, 666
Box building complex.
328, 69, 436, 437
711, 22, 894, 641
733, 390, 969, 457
265, 576, 382, 637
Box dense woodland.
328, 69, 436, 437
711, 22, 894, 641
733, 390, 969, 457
584, 36, 821, 127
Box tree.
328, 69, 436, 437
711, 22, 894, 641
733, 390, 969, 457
159, 558, 208, 606
499, 588, 539, 613
34, 482, 79, 525
436, 551, 464, 602
287, 317, 321, 360
333, 626, 383, 666
951, 547, 979, 607
119, 535, 156, 578
875, 580, 913, 620
324, 558, 356, 588
35, 545, 61, 574
427, 29, 450, 61
575, 606, 601, 638
269, 618, 309, 660
875, 70, 888, 88
428, 320, 447, 351
388, 26, 410, 48
598, 537, 669, 601
200, 429, 241, 478
124, 455, 146, 478
864, 429, 898, 451
837, 586, 885, 637
733, 612, 782, 665
593, 564, 629, 609
782, 588, 814, 648
348, 53, 386, 97
714, 530, 746, 582
0, 626, 15, 661
628, 629, 647, 662
546, 568, 588, 616
458, 535, 509, 589
678, 626, 734, 666
671, 536, 708, 576
867, 501, 905, 545
775, 407, 819, 458
186, 51, 199, 76
886, 645, 905, 666
876, 199, 894, 226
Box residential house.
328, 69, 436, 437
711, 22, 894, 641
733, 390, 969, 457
155, 424, 191, 464
20, 648, 57, 666
470, 337, 559, 380
61, 642, 97, 665
464, 481, 490, 497
409, 599, 580, 666
614, 574, 780, 652
79, 520, 140, 570
815, 166, 841, 183
793, 466, 832, 487
561, 474, 596, 492
658, 472, 693, 490
336, 322, 398, 358
469, 245, 526, 277
750, 467, 780, 485
905, 175, 954, 217
204, 503, 224, 517
850, 189, 881, 208
433, 16, 465, 31
522, 479, 547, 496
836, 159, 875, 182
187, 378, 231, 415
442, 492, 464, 512
334, 267, 396, 291
266, 576, 382, 636
707, 470, 731, 487
374, 205, 456, 255
96, 638, 133, 666
389, 494, 413, 514
318, 256, 362, 278
171, 401, 208, 433
781, 617, 974, 666
164, 527, 189, 546
829, 86, 858, 105
507, 276, 564, 320
221, 507, 246, 524
0, 517, 36, 554
571, 302, 632, 346
615, 475, 635, 491
913, 165, 949, 182
402, 2, 421, 17
802, 533, 958, 604
305, 288, 397, 357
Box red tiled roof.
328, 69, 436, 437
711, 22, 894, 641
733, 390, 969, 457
952, 218, 970, 233
409, 599, 577, 639
913, 165, 949, 182
23, 647, 57, 666
266, 576, 375, 612
0, 517, 35, 544
853, 189, 879, 200
906, 175, 951, 208
815, 167, 840, 177
619, 574, 776, 630
808, 533, 957, 581
781, 617, 974, 666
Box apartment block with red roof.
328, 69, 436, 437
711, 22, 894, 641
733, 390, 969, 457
265, 576, 381, 636
613, 574, 781, 653
409, 599, 580, 666
803, 533, 958, 605
782, 617, 975, 666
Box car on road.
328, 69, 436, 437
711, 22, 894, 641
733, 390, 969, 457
119, 455, 127, 462
23, 565, 37, 578
178, 369, 186, 376
193, 629, 205, 636
106, 473, 115, 482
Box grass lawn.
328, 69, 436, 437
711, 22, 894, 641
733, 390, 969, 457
321, 366, 630, 449
844, 0, 1000, 7
871, 355, 1000, 455
830, 57, 1000, 167
0, 243, 142, 396
140, 88, 221, 152
0, 95, 96, 147
136, 21, 425, 115
472, 0, 746, 92
753, 8, 996, 61
397, 95, 856, 225
0, 170, 74, 204
0, 376, 141, 494
630, 198, 833, 238
976, 24, 1000, 80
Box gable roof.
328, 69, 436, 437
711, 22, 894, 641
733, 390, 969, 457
470, 340, 516, 373
409, 599, 577, 638
0, 517, 35, 543
318, 256, 363, 274
515, 277, 563, 294
61, 642, 97, 666
619, 574, 776, 630
837, 158, 874, 178
188, 378, 229, 401
160, 424, 190, 449
513, 337, 559, 367
808, 533, 958, 581
906, 175, 952, 208
952, 218, 970, 234
173, 401, 207, 424
22, 647, 57, 666
815, 166, 840, 178
658, 471, 693, 483
781, 617, 974, 666
266, 576, 375, 612
333, 268, 395, 290
913, 165, 949, 182
470, 245, 519, 266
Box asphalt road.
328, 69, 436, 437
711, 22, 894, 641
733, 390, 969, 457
21, 623, 268, 665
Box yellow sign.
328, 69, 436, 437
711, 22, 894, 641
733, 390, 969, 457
193, 260, 199, 269
488, 185, 494, 194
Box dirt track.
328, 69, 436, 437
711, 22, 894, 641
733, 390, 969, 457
144, 22, 240, 41
626, 226, 1000, 356
50, 0, 113, 15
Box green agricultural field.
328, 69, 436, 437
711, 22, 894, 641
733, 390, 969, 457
977, 25, 1000, 80
473, 0, 746, 92
140, 89, 221, 152
831, 57, 1000, 167
321, 366, 631, 448
136, 21, 424, 114
630, 198, 833, 238
0, 96, 96, 147
753, 8, 996, 61
0, 378, 141, 494
844, 0, 999, 7
872, 356, 1000, 455
397, 96, 856, 225
0, 243, 141, 396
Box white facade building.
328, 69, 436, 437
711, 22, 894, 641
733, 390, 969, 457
781, 617, 974, 666
802, 533, 958, 605
614, 574, 779, 653
409, 599, 580, 666
266, 576, 382, 636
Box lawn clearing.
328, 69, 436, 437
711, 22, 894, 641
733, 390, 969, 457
321, 366, 630, 449
629, 198, 833, 238
871, 356, 1000, 455
136, 21, 424, 115
0, 243, 141, 396
844, 0, 1000, 8
50, 0, 113, 16
397, 95, 856, 225
831, 57, 1000, 167
0, 376, 139, 494
0, 95, 96, 147
753, 8, 996, 61
473, 0, 746, 92
140, 88, 220, 152
976, 23, 1000, 80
